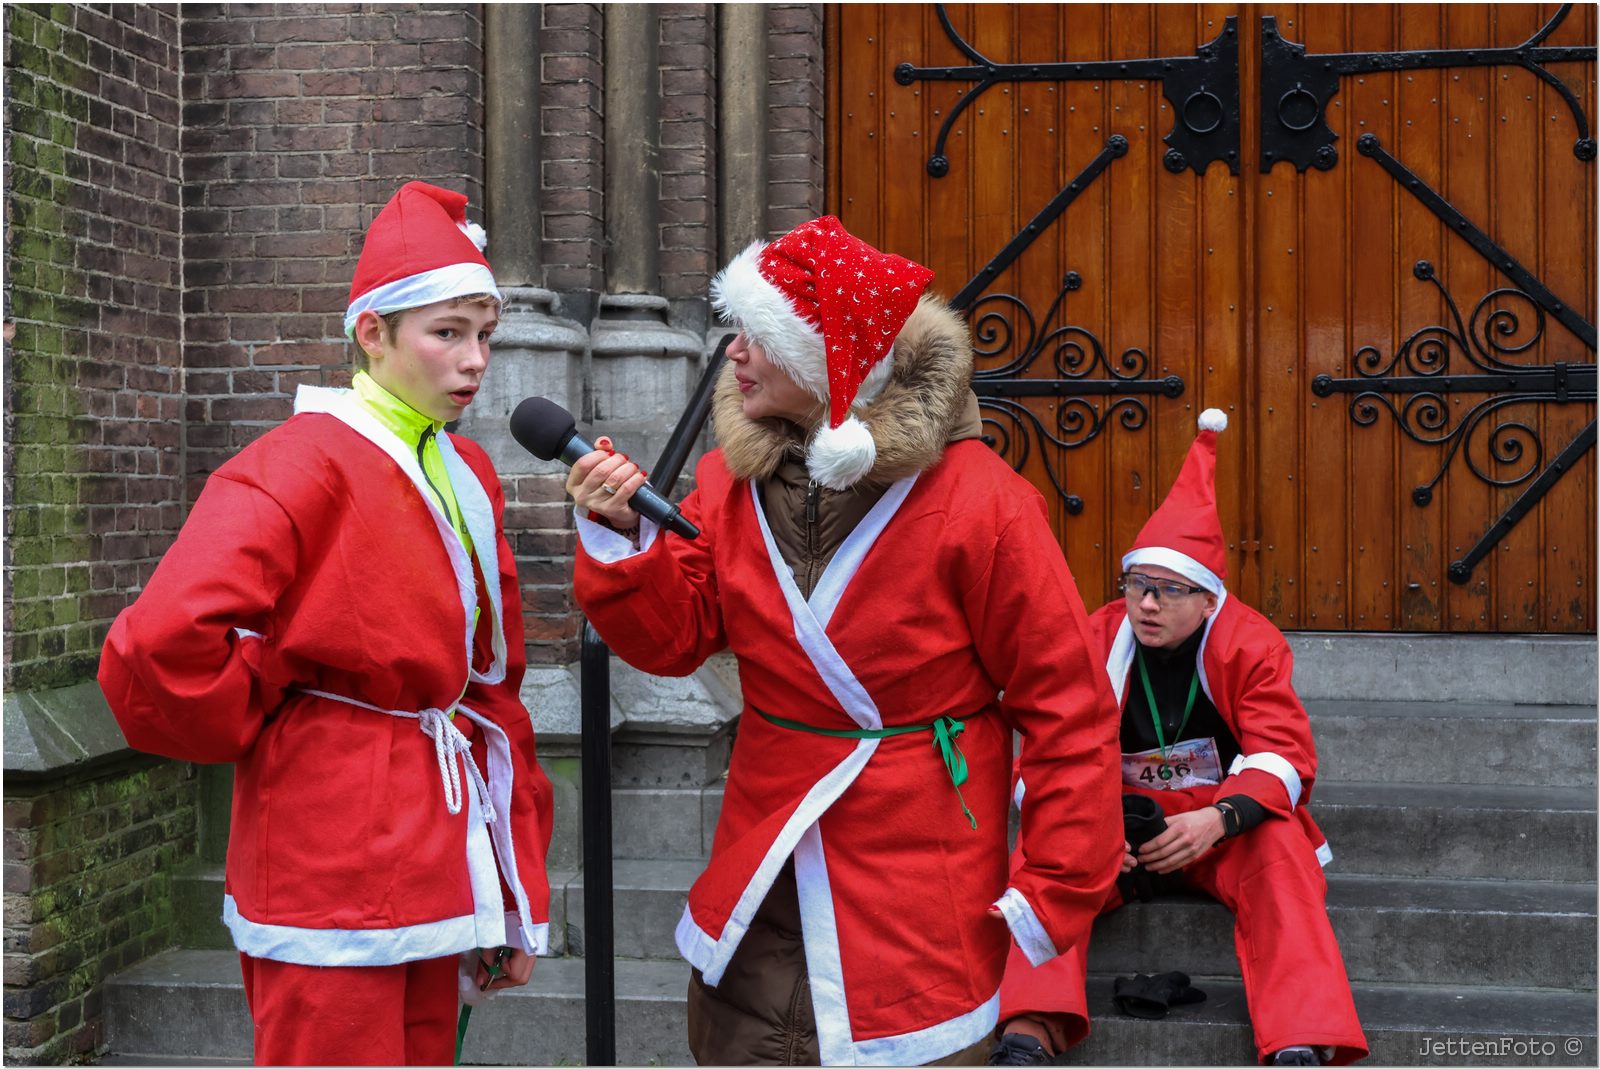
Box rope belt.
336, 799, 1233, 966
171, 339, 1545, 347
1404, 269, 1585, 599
753, 706, 982, 830
298, 688, 495, 822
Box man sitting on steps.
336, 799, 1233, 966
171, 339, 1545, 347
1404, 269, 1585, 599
988, 410, 1368, 1068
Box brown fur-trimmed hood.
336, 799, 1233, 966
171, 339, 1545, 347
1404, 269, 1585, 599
712, 295, 975, 488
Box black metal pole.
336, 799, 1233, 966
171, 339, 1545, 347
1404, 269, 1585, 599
650, 335, 732, 490
579, 622, 616, 1066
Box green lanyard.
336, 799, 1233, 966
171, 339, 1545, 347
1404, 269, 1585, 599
1135, 646, 1199, 763
455, 948, 508, 1064
754, 707, 980, 830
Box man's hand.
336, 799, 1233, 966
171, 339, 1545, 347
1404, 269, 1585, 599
1121, 839, 1138, 874
475, 947, 536, 992
1136, 807, 1225, 875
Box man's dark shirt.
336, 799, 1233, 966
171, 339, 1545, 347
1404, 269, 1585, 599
1120, 623, 1266, 833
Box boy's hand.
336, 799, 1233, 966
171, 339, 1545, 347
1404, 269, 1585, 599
566, 435, 648, 528
475, 947, 535, 991
1136, 808, 1226, 874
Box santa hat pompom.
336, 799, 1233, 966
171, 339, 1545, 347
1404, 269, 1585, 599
460, 221, 489, 252
1198, 408, 1228, 433
807, 416, 877, 491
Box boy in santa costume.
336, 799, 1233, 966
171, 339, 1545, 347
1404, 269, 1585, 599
568, 216, 1124, 1065
988, 411, 1367, 1067
98, 181, 554, 1066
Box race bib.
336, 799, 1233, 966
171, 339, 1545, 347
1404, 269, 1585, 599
1121, 737, 1223, 790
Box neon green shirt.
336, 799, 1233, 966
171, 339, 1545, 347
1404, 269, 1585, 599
351, 370, 473, 556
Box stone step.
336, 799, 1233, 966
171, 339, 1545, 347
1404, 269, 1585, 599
1287, 632, 1597, 707
99, 949, 1599, 1067
1059, 974, 1597, 1066
1087, 874, 1596, 991
1308, 700, 1597, 786
102, 949, 693, 1067
566, 858, 702, 960
611, 787, 719, 860
1312, 781, 1598, 882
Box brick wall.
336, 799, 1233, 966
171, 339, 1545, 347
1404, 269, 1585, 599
3, 758, 199, 1064
179, 2, 487, 493
2, 3, 184, 693
767, 4, 827, 235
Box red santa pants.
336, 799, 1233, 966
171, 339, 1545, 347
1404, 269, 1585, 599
998, 806, 1367, 1065
239, 952, 458, 1066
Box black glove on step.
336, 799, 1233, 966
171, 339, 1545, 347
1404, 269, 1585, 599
1111, 971, 1207, 1020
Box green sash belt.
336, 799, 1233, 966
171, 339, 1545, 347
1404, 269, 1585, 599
753, 706, 981, 830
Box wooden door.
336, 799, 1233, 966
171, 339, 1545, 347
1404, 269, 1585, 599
827, 3, 1596, 632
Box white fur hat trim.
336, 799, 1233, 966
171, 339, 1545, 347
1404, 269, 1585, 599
1198, 408, 1228, 433
710, 241, 828, 400
807, 416, 877, 490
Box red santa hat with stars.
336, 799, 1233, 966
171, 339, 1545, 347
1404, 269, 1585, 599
344, 181, 501, 339
710, 216, 934, 490
1122, 409, 1231, 594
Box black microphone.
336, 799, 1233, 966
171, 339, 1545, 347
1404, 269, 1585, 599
509, 397, 700, 540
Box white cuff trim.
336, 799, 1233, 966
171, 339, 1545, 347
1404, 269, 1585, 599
575, 508, 659, 562
993, 887, 1058, 968
1315, 840, 1333, 868
1226, 751, 1304, 809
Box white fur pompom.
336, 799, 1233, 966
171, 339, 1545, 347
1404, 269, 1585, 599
807, 417, 877, 490
1198, 408, 1228, 433
460, 221, 489, 252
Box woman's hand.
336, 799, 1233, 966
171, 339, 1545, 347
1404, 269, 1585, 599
565, 435, 648, 528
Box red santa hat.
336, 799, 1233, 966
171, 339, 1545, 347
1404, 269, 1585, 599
710, 216, 934, 490
1122, 409, 1230, 594
344, 181, 501, 338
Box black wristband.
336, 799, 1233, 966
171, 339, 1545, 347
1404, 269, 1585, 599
1214, 802, 1241, 839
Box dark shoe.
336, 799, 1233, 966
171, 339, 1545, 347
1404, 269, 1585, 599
1268, 1048, 1322, 1066
987, 1033, 1050, 1066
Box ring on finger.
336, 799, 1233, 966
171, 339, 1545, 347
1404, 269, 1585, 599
600, 483, 619, 495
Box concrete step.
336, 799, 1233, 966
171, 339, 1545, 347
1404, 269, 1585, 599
1087, 874, 1596, 990
611, 786, 719, 860
101, 948, 692, 1067
1308, 700, 1597, 786
1287, 632, 1597, 706
99, 949, 1599, 1068
1059, 974, 1597, 1066
566, 858, 702, 960
1312, 781, 1598, 882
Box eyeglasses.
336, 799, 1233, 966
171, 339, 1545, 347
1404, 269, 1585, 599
1119, 573, 1209, 603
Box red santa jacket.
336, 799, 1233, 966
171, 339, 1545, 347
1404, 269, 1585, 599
1077, 593, 1330, 863
576, 442, 1122, 1065
99, 387, 554, 965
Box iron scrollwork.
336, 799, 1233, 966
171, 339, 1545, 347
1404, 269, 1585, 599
1260, 4, 1599, 172
971, 271, 1185, 515
1313, 136, 1596, 584
894, 5, 1241, 176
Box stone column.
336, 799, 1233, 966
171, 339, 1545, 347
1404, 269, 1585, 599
717, 4, 769, 260
603, 4, 659, 295
591, 4, 701, 467
485, 3, 541, 287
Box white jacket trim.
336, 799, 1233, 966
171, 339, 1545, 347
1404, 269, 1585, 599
992, 886, 1058, 968
574, 509, 661, 562
795, 824, 1003, 1065
1315, 840, 1333, 868
225, 894, 479, 967
1226, 750, 1304, 810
